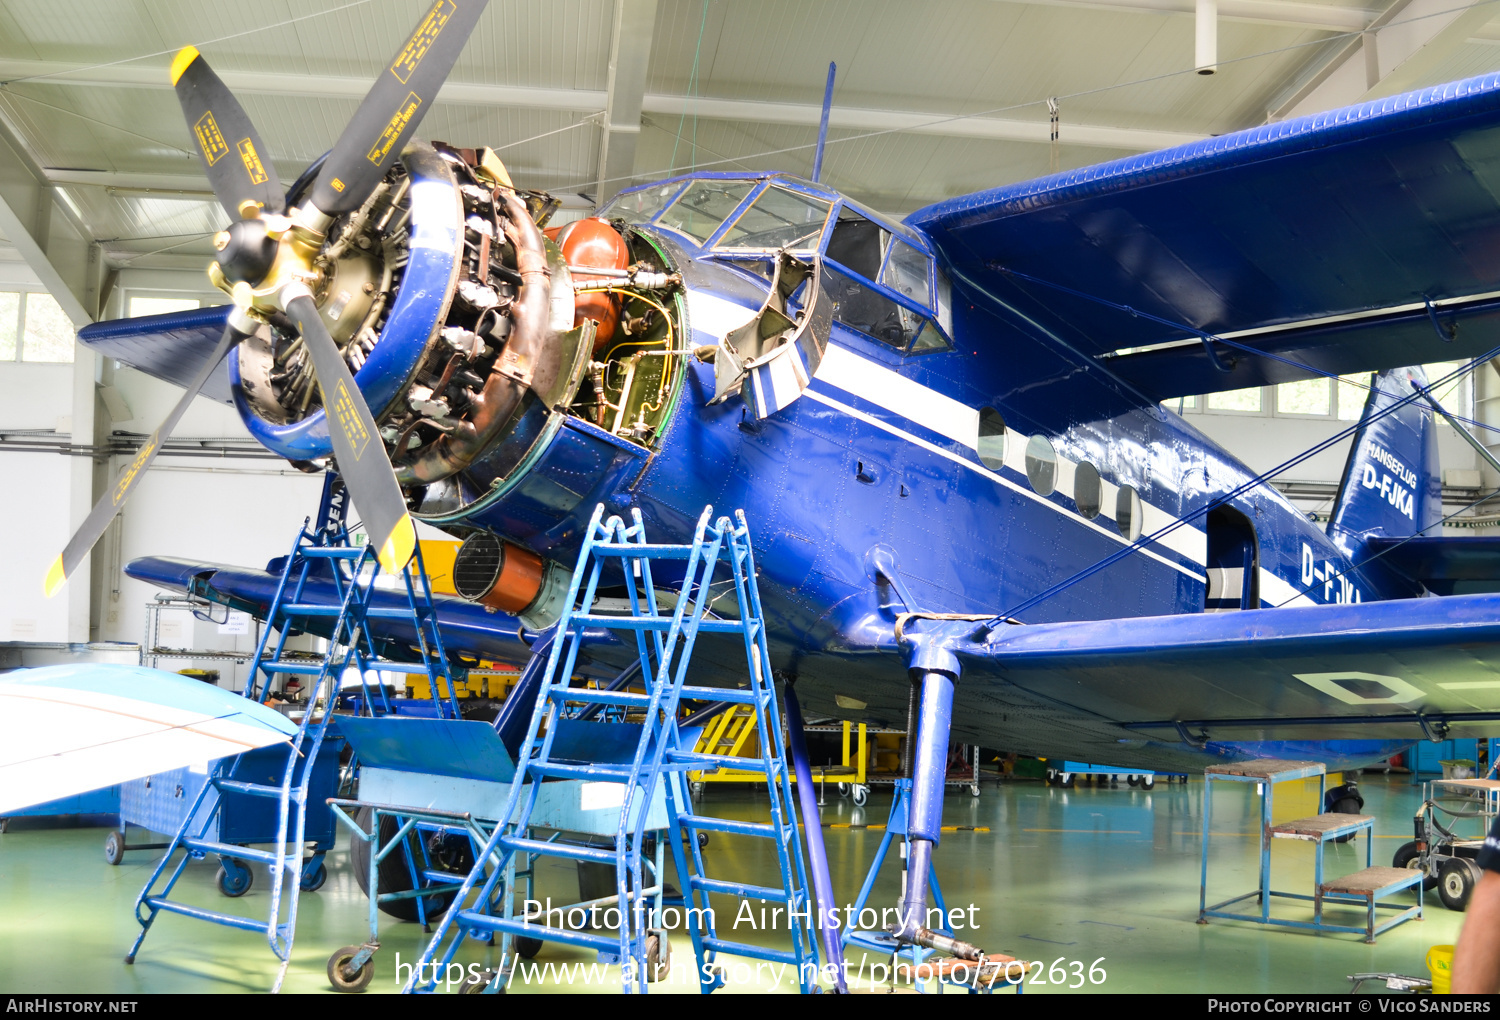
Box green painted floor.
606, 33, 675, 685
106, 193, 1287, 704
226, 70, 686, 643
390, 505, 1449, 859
0, 773, 1467, 994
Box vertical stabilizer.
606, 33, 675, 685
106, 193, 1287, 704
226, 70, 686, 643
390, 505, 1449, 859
1327, 366, 1443, 570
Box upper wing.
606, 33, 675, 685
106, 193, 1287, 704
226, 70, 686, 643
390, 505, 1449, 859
0, 663, 295, 814
908, 74, 1500, 402
78, 305, 234, 405
933, 592, 1500, 742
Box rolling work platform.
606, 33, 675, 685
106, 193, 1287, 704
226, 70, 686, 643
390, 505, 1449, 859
125, 475, 459, 992
402, 505, 820, 994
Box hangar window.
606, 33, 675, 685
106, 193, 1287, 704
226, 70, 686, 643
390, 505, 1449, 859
718, 187, 831, 251
1117, 484, 1143, 540
656, 180, 756, 244
1025, 434, 1057, 496
977, 407, 1007, 470
0, 290, 74, 363
1074, 461, 1102, 519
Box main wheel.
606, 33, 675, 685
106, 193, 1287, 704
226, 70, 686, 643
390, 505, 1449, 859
852, 784, 869, 807
216, 860, 253, 897
327, 945, 374, 993
349, 806, 467, 922
300, 857, 327, 892
1439, 858, 1479, 911
104, 830, 125, 865
1392, 841, 1439, 891
1141, 775, 1156, 790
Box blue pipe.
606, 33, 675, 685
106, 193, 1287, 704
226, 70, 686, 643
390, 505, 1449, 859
782, 683, 847, 992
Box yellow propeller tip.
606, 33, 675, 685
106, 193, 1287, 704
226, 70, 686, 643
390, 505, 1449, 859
377, 516, 417, 575
169, 46, 200, 86
43, 555, 67, 598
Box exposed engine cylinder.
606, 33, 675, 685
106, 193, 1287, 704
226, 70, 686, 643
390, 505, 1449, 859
545, 217, 630, 351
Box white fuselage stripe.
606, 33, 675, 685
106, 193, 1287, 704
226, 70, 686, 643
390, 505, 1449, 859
817, 343, 981, 451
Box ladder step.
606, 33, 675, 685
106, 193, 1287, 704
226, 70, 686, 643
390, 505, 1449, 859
527, 761, 698, 782
700, 937, 802, 967
689, 876, 795, 903
681, 685, 763, 705
500, 836, 619, 865
549, 688, 652, 708
361, 660, 434, 673
298, 547, 366, 559
182, 839, 286, 867
589, 543, 699, 559
677, 814, 784, 839
213, 779, 294, 801
666, 751, 774, 773
456, 913, 621, 954
144, 897, 268, 934
570, 614, 751, 635
256, 661, 325, 675
280, 604, 413, 620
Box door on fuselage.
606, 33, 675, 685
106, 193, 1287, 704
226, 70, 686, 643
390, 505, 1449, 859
1205, 506, 1259, 612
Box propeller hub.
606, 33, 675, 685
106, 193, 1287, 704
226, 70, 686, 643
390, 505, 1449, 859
215, 218, 280, 287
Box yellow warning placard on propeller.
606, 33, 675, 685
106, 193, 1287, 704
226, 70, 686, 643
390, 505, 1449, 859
194, 112, 229, 166
114, 433, 158, 505
366, 92, 422, 166
330, 380, 371, 462
237, 138, 268, 186
391, 0, 456, 84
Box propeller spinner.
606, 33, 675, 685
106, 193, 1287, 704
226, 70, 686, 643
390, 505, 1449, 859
45, 0, 493, 595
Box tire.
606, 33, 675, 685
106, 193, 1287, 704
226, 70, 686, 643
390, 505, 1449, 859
1392, 841, 1439, 891
1141, 775, 1155, 790
458, 970, 503, 994
1439, 858, 1479, 912
1059, 772, 1075, 788
852, 785, 869, 807
969, 783, 981, 798
1045, 769, 1058, 787
1127, 775, 1140, 787
515, 935, 542, 959
104, 830, 125, 866
645, 931, 671, 983
837, 783, 850, 798
327, 945, 375, 993
300, 857, 327, 892
216, 860, 253, 898
349, 806, 467, 923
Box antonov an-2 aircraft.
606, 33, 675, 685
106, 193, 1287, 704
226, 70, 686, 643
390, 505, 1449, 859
41, 0, 1500, 961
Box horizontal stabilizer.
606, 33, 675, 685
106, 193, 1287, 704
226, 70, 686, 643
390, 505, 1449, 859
77, 306, 234, 404
909, 73, 1500, 401
0, 664, 296, 815
933, 591, 1500, 742
1364, 536, 1500, 596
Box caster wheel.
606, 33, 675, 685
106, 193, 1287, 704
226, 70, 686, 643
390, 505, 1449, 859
1439, 858, 1480, 912
969, 784, 981, 798
1059, 772, 1075, 788
852, 785, 869, 807
837, 783, 850, 798
690, 782, 705, 802
300, 857, 327, 892
1127, 775, 1140, 787
1141, 775, 1155, 790
327, 945, 375, 993
104, 830, 125, 865
1045, 769, 1057, 787
645, 931, 671, 983
515, 935, 542, 959
216, 861, 253, 897
697, 831, 710, 849
458, 970, 503, 994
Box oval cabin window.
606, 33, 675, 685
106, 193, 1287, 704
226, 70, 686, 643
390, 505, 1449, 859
1025, 435, 1057, 496
977, 408, 1006, 470
1074, 461, 1102, 519
1117, 484, 1143, 540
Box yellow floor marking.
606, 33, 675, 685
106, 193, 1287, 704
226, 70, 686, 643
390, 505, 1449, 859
1024, 828, 1141, 834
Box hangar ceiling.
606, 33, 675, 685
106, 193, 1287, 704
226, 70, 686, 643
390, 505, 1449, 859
0, 0, 1498, 274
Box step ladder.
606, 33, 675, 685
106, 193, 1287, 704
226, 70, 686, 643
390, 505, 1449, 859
406, 504, 820, 994
125, 474, 458, 992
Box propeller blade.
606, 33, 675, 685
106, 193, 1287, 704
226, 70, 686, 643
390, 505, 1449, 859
45, 323, 246, 597
284, 293, 415, 574
308, 0, 489, 216
171, 46, 285, 219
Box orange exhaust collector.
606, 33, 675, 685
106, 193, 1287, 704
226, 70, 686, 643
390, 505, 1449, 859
451, 533, 545, 614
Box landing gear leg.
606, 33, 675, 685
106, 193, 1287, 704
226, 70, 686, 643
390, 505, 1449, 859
894, 667, 954, 943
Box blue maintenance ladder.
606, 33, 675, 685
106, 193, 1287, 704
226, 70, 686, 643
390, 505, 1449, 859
406, 505, 819, 993
126, 476, 459, 992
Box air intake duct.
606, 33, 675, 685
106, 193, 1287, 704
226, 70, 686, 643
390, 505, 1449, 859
451, 532, 567, 629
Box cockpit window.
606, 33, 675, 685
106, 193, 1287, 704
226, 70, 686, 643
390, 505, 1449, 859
606, 182, 684, 224
881, 237, 931, 307
826, 207, 887, 279
717, 187, 832, 251
824, 263, 925, 349
655, 180, 756, 244
822, 205, 947, 354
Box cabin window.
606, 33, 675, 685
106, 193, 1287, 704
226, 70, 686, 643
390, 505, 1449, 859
977, 407, 1007, 470
1116, 484, 1143, 540
1074, 461, 1102, 519
1025, 435, 1057, 496
824, 264, 924, 349
656, 180, 756, 244
606, 182, 685, 224
717, 187, 831, 251
881, 238, 931, 307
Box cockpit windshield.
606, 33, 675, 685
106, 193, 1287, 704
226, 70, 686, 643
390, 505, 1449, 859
654, 180, 756, 243
717, 187, 831, 251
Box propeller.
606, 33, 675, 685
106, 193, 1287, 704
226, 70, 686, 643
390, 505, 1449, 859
46, 0, 493, 595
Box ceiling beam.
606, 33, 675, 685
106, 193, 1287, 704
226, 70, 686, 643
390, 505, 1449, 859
594, 0, 658, 204
0, 59, 1202, 154
0, 114, 94, 325
995, 0, 1374, 32
1270, 0, 1496, 120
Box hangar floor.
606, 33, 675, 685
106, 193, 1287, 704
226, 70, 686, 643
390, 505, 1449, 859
0, 773, 1465, 994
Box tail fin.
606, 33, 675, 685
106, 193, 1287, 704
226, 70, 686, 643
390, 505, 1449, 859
1327, 365, 1443, 553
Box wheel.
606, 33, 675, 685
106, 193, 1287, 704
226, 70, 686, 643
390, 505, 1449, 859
216, 860, 253, 897
1392, 841, 1440, 890
969, 783, 980, 798
1141, 775, 1155, 790
690, 781, 705, 802
349, 806, 467, 922
1059, 772, 1075, 788
837, 783, 850, 798
697, 831, 710, 848
458, 970, 503, 994
300, 857, 327, 892
1127, 775, 1140, 787
645, 931, 671, 983
1439, 858, 1480, 911
515, 935, 542, 960
1045, 768, 1058, 787
852, 784, 869, 807
104, 830, 125, 865
327, 945, 375, 993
